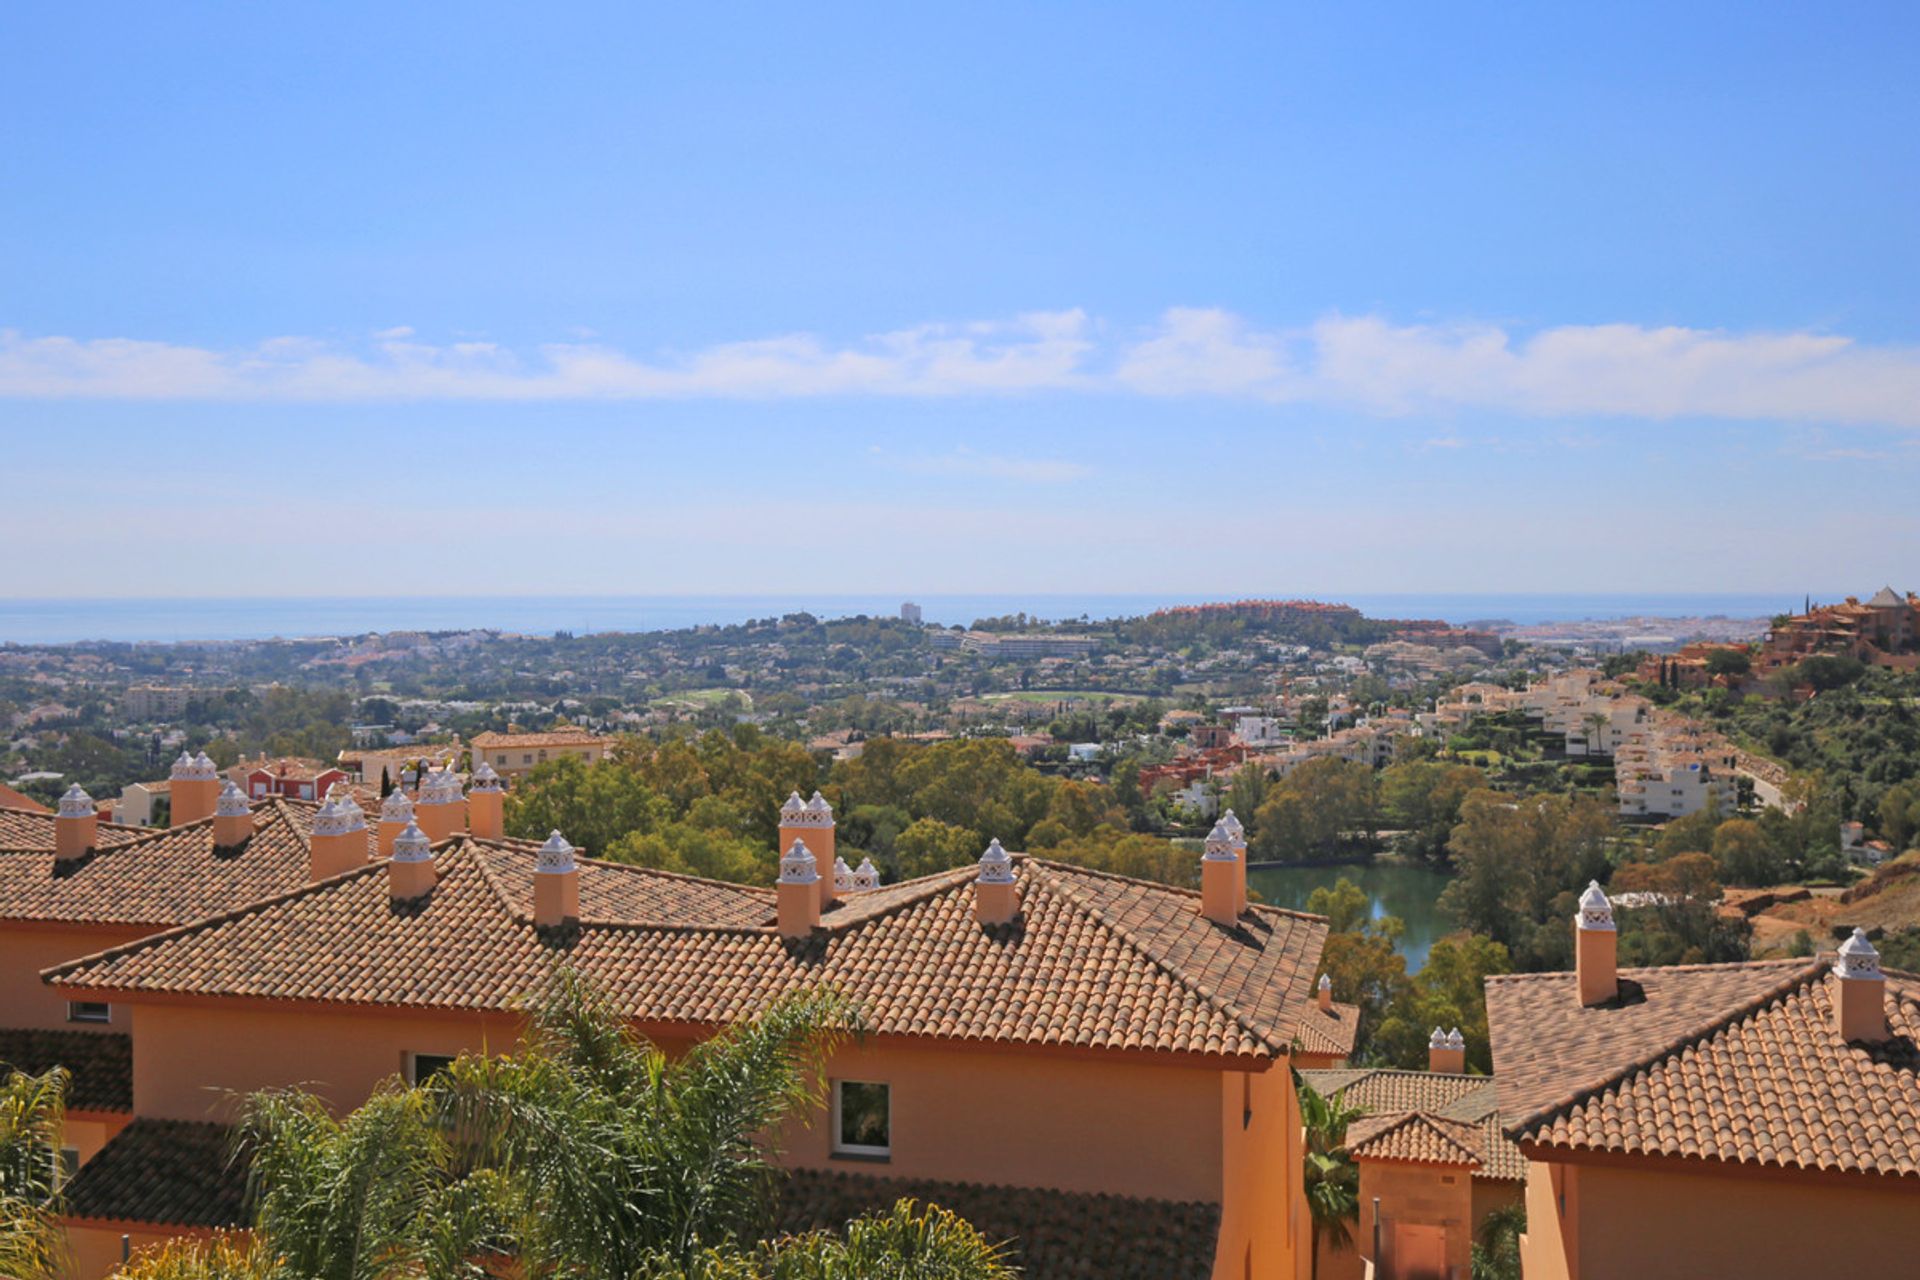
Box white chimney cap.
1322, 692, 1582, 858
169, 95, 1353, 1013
833, 857, 855, 892
852, 856, 880, 891
1446, 1028, 1465, 1050
1577, 880, 1615, 931
380, 790, 415, 822
57, 784, 94, 818
536, 830, 576, 874
780, 791, 807, 816
1220, 809, 1245, 839
470, 761, 501, 791
1203, 822, 1238, 861
172, 752, 217, 780
977, 837, 1015, 884
779, 838, 819, 885
333, 795, 367, 832
311, 795, 358, 838
392, 820, 432, 863
1318, 974, 1332, 992
420, 770, 462, 805
215, 781, 250, 817
1837, 927, 1883, 981
1429, 1026, 1448, 1049
806, 790, 833, 814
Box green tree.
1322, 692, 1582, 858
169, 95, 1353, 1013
1471, 1203, 1526, 1280
1297, 1079, 1366, 1280
1369, 935, 1511, 1073
1378, 761, 1482, 862
891, 817, 983, 879
1308, 879, 1409, 1040
1709, 818, 1782, 886
0, 1068, 67, 1280
1878, 780, 1920, 852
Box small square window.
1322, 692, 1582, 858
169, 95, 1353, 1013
833, 1080, 890, 1158
407, 1052, 456, 1085
66, 1002, 110, 1025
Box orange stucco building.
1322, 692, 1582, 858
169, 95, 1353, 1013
45, 799, 1356, 1280
1487, 885, 1920, 1278
0, 766, 399, 1180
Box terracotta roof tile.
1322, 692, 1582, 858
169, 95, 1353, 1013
62, 1119, 245, 1228
1488, 957, 1920, 1179
0, 799, 371, 928
469, 731, 606, 749
1299, 1068, 1523, 1181
1294, 1001, 1360, 1057
1345, 1112, 1483, 1168
0, 806, 145, 855
49, 844, 1331, 1064
777, 1167, 1218, 1280
0, 1028, 130, 1113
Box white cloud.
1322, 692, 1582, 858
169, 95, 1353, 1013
6, 308, 1920, 428
875, 447, 1092, 484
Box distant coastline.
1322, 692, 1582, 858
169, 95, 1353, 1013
0, 592, 1802, 646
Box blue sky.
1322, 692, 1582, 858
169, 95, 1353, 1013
3, 3, 1917, 598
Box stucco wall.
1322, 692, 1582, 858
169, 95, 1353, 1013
1214, 1062, 1307, 1280
1524, 1156, 1920, 1278
131, 1002, 528, 1122
1, 925, 149, 1031
66, 1224, 188, 1280
778, 1040, 1226, 1204
1356, 1159, 1475, 1279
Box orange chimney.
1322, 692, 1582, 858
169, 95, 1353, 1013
533, 830, 580, 928
169, 751, 220, 827
377, 790, 414, 857
309, 794, 369, 880
974, 838, 1019, 925
388, 820, 437, 901
1220, 808, 1249, 913
1835, 928, 1888, 1043
1428, 1026, 1466, 1073
779, 791, 837, 910
1201, 821, 1240, 927
414, 769, 466, 843
55, 785, 98, 862
467, 761, 504, 840
1317, 973, 1333, 1013
213, 781, 254, 847
1576, 881, 1617, 1007
776, 838, 821, 938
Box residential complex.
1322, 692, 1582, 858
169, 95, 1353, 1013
17, 782, 1360, 1279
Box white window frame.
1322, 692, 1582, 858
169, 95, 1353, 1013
66, 1001, 111, 1025
831, 1079, 891, 1159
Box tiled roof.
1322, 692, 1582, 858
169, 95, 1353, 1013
778, 1167, 1219, 1280
0, 1028, 130, 1113
0, 806, 146, 855
1299, 1068, 1524, 1181
0, 799, 373, 928
61, 1126, 1222, 1278
49, 844, 1330, 1064
62, 1120, 246, 1228
0, 785, 51, 814
1487, 957, 1920, 1179
469, 731, 605, 749
1345, 1112, 1483, 1168
1293, 1000, 1360, 1057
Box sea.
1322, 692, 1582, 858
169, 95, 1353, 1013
0, 593, 1801, 646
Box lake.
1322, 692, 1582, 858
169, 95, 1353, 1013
1247, 861, 1453, 971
